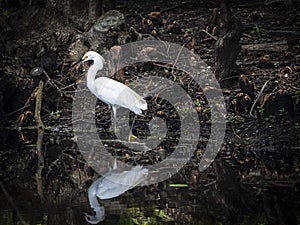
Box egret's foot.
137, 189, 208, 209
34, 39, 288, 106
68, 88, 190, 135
83, 208, 105, 224
83, 212, 95, 224
128, 134, 138, 142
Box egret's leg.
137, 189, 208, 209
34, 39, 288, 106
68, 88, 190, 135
128, 117, 137, 162
128, 116, 137, 142
129, 116, 135, 137
113, 158, 117, 170
112, 106, 117, 134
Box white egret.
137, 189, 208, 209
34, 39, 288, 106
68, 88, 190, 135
73, 51, 147, 134
84, 159, 148, 224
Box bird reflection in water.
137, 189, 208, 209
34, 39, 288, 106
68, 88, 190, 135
84, 159, 148, 224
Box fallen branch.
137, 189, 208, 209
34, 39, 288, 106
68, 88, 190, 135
266, 30, 298, 35
34, 80, 45, 201
241, 40, 288, 52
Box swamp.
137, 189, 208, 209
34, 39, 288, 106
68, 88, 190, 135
0, 0, 300, 224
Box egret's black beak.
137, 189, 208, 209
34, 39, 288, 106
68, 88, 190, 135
72, 58, 84, 67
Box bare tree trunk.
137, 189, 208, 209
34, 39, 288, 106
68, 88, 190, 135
215, 0, 242, 88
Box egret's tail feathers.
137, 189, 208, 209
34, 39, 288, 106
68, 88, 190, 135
140, 102, 148, 110
131, 100, 147, 115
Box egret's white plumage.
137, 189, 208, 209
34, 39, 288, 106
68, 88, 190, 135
94, 77, 147, 115
74, 51, 147, 132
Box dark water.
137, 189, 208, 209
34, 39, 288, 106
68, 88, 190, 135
1, 130, 300, 225
0, 182, 220, 225
2, 180, 299, 225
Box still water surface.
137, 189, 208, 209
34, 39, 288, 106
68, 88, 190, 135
1, 131, 299, 225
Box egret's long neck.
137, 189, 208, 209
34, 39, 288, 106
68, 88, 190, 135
86, 58, 102, 95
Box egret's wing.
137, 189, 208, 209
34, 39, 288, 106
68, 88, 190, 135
96, 165, 148, 199
95, 77, 147, 114
105, 165, 148, 186
114, 88, 147, 114
94, 77, 125, 105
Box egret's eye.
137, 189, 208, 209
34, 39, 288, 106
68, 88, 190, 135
83, 55, 88, 60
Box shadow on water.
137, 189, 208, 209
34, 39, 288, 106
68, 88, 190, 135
1, 125, 300, 225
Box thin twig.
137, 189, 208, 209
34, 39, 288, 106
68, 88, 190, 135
5, 87, 37, 116
60, 82, 78, 90
201, 29, 218, 40
203, 180, 216, 187
42, 69, 72, 98
153, 62, 189, 76
171, 38, 191, 79
5, 105, 31, 117
231, 123, 241, 139
42, 69, 61, 91
249, 78, 275, 118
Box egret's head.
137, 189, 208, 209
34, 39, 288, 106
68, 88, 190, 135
72, 51, 104, 67
82, 51, 98, 62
